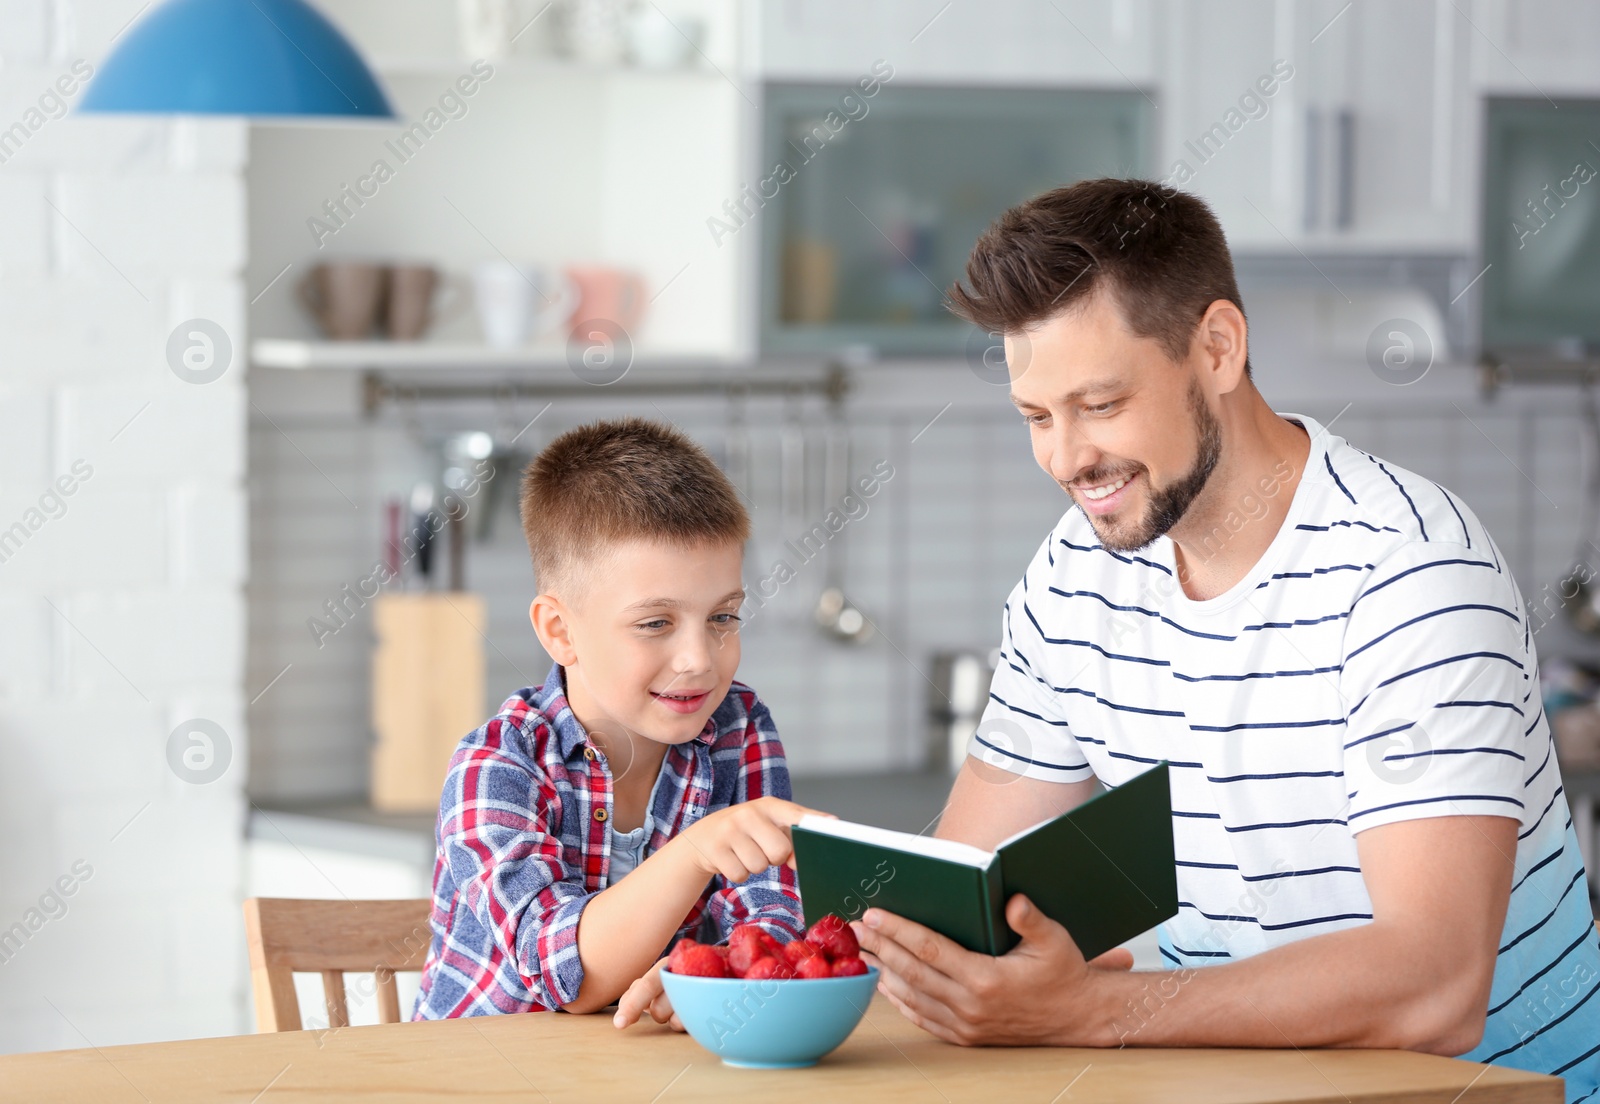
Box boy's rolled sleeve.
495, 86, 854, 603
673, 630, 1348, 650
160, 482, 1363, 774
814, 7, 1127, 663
700, 698, 805, 942
441, 741, 594, 1009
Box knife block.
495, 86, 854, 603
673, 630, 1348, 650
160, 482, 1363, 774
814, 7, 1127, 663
370, 593, 487, 812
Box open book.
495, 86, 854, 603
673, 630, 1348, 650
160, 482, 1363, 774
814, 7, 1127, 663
791, 762, 1177, 959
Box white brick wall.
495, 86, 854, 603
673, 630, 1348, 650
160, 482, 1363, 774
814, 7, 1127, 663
0, 0, 251, 1052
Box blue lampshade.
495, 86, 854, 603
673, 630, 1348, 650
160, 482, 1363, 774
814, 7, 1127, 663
78, 0, 395, 118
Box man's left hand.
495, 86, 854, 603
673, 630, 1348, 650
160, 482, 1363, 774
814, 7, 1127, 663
853, 893, 1134, 1046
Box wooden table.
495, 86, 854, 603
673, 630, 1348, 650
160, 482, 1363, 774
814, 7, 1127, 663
0, 996, 1562, 1102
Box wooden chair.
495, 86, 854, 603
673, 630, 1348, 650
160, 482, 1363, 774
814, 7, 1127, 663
243, 898, 433, 1032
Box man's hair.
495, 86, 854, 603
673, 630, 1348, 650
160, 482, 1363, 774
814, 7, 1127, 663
947, 178, 1250, 376
520, 418, 749, 595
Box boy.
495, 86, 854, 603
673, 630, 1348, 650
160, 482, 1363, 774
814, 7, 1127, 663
413, 418, 821, 1024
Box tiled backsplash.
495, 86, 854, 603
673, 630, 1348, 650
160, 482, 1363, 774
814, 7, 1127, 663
246, 360, 1593, 804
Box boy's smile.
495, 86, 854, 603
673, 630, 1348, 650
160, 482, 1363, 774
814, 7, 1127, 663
533, 538, 746, 762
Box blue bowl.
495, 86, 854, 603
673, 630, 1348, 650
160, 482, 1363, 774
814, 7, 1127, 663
660, 965, 879, 1069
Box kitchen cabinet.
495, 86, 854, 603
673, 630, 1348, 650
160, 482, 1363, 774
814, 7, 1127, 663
1158, 0, 1474, 253
1472, 0, 1600, 95
751, 0, 1156, 87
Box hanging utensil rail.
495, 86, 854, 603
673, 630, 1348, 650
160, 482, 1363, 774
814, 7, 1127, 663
360, 365, 850, 417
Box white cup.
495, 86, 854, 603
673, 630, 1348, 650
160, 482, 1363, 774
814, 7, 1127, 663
471, 261, 576, 348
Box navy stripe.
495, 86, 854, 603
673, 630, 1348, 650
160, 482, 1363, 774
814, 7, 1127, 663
1242, 612, 1350, 633
1191, 718, 1344, 733
1058, 537, 1173, 576
1353, 557, 1499, 607
1259, 911, 1373, 931
1256, 563, 1374, 587
1486, 924, 1596, 1016
1499, 868, 1586, 955
1176, 859, 1240, 871
1173, 665, 1342, 683
1348, 793, 1524, 822
1555, 1039, 1600, 1078
1110, 751, 1203, 768
1441, 488, 1472, 548
1345, 720, 1417, 751
1297, 519, 1401, 535
1380, 745, 1526, 763
1058, 686, 1185, 718
1437, 699, 1526, 717
1207, 770, 1344, 783
1178, 902, 1259, 924
1510, 842, 1567, 900
986, 692, 1070, 727
1023, 602, 1172, 665
1173, 810, 1222, 820
971, 727, 1087, 772
1349, 652, 1525, 715
1041, 588, 1234, 642
1169, 944, 1233, 959
1526, 743, 1553, 789
1325, 453, 1357, 504
1521, 786, 1565, 841
1481, 966, 1600, 1063
1223, 817, 1348, 832
1240, 865, 1362, 882
1159, 945, 1182, 966
1372, 457, 1427, 538
1345, 603, 1521, 662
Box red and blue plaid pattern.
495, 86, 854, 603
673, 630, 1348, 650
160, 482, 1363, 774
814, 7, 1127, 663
412, 662, 802, 1018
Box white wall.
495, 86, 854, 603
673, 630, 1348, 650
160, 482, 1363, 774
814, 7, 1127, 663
0, 0, 250, 1051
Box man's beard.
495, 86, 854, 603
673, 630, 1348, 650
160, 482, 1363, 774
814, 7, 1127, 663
1078, 379, 1223, 553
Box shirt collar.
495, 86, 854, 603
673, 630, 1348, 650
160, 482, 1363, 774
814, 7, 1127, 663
531, 661, 720, 760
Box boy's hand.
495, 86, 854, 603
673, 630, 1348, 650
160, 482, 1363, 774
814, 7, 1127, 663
613, 957, 682, 1031
679, 797, 832, 883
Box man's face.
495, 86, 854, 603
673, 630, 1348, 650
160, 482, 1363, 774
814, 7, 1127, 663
556, 539, 745, 751
1007, 290, 1222, 553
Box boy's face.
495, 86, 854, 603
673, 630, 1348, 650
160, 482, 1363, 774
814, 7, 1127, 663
535, 538, 745, 748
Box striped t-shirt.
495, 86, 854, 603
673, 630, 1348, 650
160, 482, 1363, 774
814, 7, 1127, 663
972, 412, 1599, 1100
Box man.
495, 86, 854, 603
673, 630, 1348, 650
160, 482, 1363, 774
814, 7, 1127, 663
853, 179, 1599, 1100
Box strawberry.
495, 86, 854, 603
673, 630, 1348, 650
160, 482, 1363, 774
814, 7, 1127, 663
742, 956, 795, 981
831, 956, 869, 977
781, 940, 822, 967
795, 954, 833, 980
728, 923, 768, 947
805, 914, 860, 960
667, 938, 700, 973
727, 938, 768, 978
671, 943, 730, 978
710, 944, 730, 961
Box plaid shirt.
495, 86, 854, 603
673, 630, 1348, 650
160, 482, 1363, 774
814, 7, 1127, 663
412, 662, 802, 1018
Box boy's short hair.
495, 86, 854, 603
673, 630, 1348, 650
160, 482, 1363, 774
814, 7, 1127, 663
520, 418, 749, 596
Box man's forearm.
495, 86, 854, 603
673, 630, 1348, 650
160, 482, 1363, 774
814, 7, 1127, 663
1085, 921, 1488, 1055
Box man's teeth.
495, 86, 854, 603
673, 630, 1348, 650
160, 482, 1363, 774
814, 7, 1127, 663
1081, 474, 1132, 500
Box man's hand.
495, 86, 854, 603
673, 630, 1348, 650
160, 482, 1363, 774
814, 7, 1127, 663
854, 893, 1133, 1047
679, 797, 831, 882
612, 957, 683, 1031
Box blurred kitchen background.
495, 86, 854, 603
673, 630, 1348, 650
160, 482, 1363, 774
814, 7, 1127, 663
4, 0, 1600, 1052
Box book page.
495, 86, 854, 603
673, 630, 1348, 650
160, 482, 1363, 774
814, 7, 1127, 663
795, 814, 996, 868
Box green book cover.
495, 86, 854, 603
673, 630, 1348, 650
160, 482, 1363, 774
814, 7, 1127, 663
791, 762, 1177, 960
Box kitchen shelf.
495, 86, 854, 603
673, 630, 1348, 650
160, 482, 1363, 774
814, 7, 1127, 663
250, 339, 742, 372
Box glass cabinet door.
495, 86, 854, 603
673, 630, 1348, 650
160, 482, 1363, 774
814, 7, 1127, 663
759, 84, 1152, 356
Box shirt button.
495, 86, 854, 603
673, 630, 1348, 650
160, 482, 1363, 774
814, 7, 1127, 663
593, 807, 608, 823
583, 747, 597, 761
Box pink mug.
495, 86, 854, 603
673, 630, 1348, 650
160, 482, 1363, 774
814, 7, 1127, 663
565, 266, 648, 340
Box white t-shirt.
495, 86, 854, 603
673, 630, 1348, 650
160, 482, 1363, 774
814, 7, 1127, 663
972, 413, 1599, 1093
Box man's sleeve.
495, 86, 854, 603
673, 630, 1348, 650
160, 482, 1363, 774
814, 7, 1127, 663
1340, 539, 1530, 834
439, 727, 594, 1009
700, 698, 806, 942
968, 531, 1095, 784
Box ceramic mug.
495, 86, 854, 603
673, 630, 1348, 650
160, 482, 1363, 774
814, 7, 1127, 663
471, 261, 577, 348
297, 262, 387, 340
565, 265, 647, 340
386, 264, 469, 341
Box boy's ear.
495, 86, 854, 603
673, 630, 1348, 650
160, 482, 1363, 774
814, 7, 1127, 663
530, 594, 578, 666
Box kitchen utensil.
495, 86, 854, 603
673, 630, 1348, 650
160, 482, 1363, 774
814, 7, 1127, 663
813, 409, 873, 644
384, 497, 402, 579
472, 261, 577, 348
565, 265, 647, 340
297, 262, 387, 340
410, 481, 436, 588
385, 264, 468, 341
928, 649, 1000, 773
1566, 382, 1600, 636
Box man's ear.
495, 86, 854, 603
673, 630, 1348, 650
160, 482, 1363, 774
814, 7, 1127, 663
1196, 299, 1249, 395
530, 594, 577, 666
